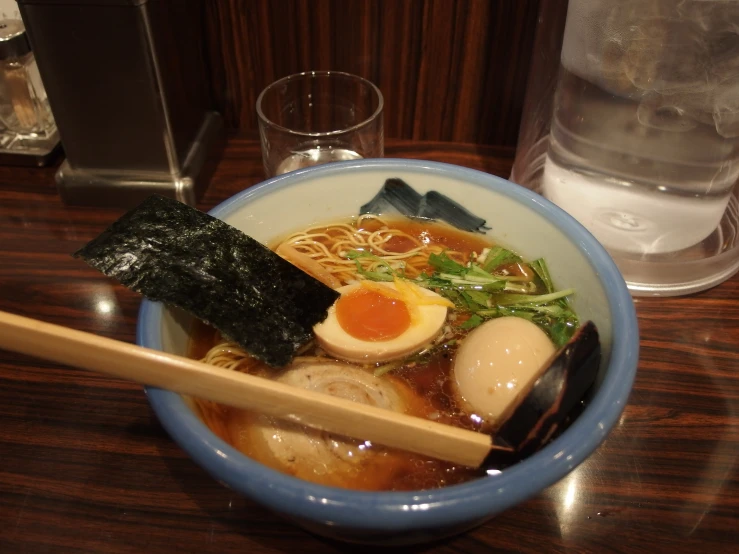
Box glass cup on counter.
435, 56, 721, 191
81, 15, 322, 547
511, 0, 739, 296
256, 71, 384, 178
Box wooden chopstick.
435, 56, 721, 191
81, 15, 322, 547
0, 310, 498, 468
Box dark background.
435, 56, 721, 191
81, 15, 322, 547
203, 0, 554, 146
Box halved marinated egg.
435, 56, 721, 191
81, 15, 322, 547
313, 278, 452, 363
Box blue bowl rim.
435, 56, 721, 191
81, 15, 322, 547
138, 158, 639, 531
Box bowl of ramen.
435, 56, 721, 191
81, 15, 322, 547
136, 159, 638, 545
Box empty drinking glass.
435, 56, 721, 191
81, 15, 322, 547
257, 71, 384, 178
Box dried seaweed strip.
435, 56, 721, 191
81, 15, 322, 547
74, 195, 340, 367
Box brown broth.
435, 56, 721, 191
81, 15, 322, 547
187, 218, 502, 491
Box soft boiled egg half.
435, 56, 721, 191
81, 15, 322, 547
313, 278, 453, 363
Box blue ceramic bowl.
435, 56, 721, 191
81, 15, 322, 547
137, 159, 638, 545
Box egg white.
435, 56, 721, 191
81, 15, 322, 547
452, 316, 556, 424
313, 282, 449, 363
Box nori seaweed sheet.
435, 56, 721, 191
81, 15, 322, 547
73, 195, 340, 367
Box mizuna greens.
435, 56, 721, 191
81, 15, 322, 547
347, 245, 578, 348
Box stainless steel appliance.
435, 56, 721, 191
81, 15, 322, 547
17, 0, 223, 207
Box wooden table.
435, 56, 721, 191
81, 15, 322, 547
1, 137, 737, 553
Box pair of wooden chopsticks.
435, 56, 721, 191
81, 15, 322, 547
0, 310, 501, 468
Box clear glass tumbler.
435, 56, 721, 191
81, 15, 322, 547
256, 71, 384, 178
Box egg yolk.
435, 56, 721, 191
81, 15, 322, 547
335, 288, 411, 341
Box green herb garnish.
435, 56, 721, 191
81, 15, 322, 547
345, 246, 579, 351
480, 245, 521, 273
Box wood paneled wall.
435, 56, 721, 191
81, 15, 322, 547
203, 0, 545, 147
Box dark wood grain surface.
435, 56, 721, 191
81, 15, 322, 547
203, 0, 544, 146
1, 137, 738, 553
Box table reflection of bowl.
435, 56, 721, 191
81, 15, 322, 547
136, 159, 638, 545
